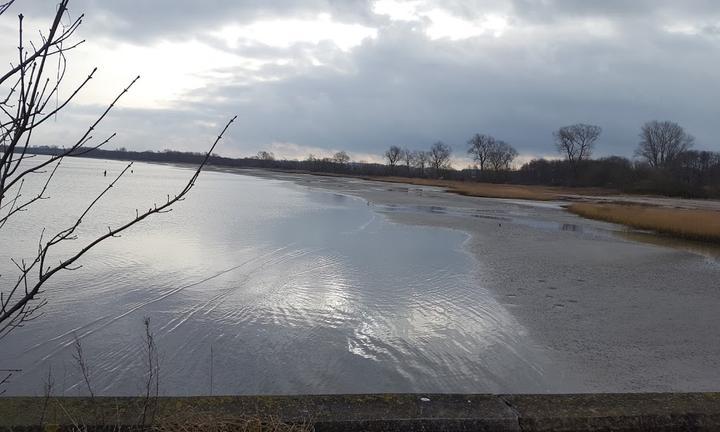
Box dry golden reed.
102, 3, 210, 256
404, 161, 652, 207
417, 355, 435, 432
567, 203, 720, 243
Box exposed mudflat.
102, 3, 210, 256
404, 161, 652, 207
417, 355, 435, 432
243, 169, 720, 392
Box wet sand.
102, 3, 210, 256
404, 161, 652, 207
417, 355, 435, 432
242, 169, 720, 392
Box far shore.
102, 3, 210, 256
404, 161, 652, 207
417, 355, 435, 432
208, 165, 720, 209
32, 151, 720, 242
204, 165, 720, 243
78, 154, 720, 244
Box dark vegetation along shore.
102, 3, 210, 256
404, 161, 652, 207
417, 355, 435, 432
2, 393, 720, 431
28, 120, 720, 200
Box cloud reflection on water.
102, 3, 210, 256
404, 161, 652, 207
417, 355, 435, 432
1, 158, 551, 395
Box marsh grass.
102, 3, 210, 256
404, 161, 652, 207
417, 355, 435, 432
39, 401, 313, 432
151, 412, 312, 432
567, 203, 720, 243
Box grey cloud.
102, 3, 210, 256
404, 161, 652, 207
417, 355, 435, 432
434, 0, 720, 34
10, 0, 720, 163
172, 23, 720, 159
13, 0, 720, 42
508, 0, 720, 20
13, 0, 378, 43
702, 24, 720, 35
31, 103, 231, 156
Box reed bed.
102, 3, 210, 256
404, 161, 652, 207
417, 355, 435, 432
567, 203, 720, 243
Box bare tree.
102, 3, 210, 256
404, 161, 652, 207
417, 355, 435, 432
487, 140, 518, 171
428, 141, 452, 176
554, 123, 601, 163
384, 145, 402, 173
402, 148, 414, 173
636, 120, 694, 168
467, 133, 495, 172
414, 150, 428, 177
332, 151, 350, 164
0, 1, 235, 337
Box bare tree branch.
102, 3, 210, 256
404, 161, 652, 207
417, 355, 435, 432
0, 116, 236, 332
0, 0, 237, 341
72, 334, 94, 398
0, 1, 16, 17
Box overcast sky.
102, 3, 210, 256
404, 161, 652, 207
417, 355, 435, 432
3, 0, 719, 165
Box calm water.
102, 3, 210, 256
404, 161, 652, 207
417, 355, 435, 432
0, 157, 555, 396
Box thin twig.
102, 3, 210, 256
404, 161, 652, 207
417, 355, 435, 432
71, 334, 94, 398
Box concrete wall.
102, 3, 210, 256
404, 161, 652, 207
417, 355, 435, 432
1, 393, 719, 431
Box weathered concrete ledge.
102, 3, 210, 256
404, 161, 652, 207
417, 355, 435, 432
1, 393, 719, 431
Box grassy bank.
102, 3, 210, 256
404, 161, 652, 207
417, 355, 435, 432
4, 394, 720, 432
368, 176, 614, 201
567, 203, 720, 243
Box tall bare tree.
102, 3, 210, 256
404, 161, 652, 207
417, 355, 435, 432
384, 145, 402, 173
467, 133, 495, 172
428, 141, 452, 176
402, 148, 414, 173
487, 140, 518, 171
332, 151, 350, 164
636, 120, 694, 168
554, 123, 601, 163
413, 150, 428, 177
0, 0, 235, 338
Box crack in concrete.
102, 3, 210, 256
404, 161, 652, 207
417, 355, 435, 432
498, 395, 524, 432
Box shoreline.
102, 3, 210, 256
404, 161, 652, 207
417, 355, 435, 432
3, 393, 720, 431
143, 160, 720, 210
209, 166, 720, 244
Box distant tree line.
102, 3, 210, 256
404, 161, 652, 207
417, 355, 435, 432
376, 120, 719, 197
27, 146, 395, 176
383, 141, 453, 177
27, 119, 720, 198
516, 120, 720, 197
